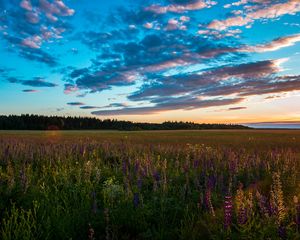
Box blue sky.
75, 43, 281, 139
1, 0, 300, 126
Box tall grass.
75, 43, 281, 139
0, 132, 299, 239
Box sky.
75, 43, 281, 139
0, 0, 300, 127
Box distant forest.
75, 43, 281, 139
0, 115, 250, 131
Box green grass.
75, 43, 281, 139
0, 130, 299, 239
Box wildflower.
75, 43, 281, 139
294, 196, 300, 230
193, 159, 199, 169
134, 161, 140, 174
256, 191, 269, 217
88, 223, 95, 240
278, 224, 287, 240
104, 208, 110, 240
224, 195, 233, 230
137, 177, 142, 191
271, 172, 285, 223
205, 189, 215, 217
4, 145, 9, 160
91, 191, 97, 214
19, 166, 28, 193
235, 184, 247, 225
122, 160, 127, 175
133, 193, 139, 208
153, 171, 160, 182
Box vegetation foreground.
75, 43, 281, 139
0, 130, 299, 239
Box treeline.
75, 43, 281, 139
0, 115, 250, 130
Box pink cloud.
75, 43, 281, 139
26, 11, 40, 24
145, 0, 217, 14
143, 22, 153, 29
224, 0, 248, 8
64, 85, 79, 95
143, 21, 161, 30
241, 34, 300, 53
180, 16, 191, 22
144, 58, 191, 72
21, 35, 42, 48
198, 29, 241, 39
209, 0, 300, 30
22, 89, 39, 93
20, 0, 33, 11
208, 16, 253, 31
18, 0, 74, 51
165, 18, 186, 31
39, 0, 75, 22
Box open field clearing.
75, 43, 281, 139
0, 130, 299, 239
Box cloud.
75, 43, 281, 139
22, 89, 38, 93
79, 103, 128, 110
67, 102, 85, 106
80, 106, 100, 109
21, 35, 42, 49
8, 77, 57, 87
64, 83, 79, 94
92, 97, 244, 116
208, 0, 300, 30
70, 29, 247, 95
224, 0, 249, 8
129, 59, 282, 101
19, 47, 58, 66
39, 0, 75, 21
194, 34, 300, 56
198, 29, 242, 39
145, 0, 217, 14
199, 74, 300, 97
227, 106, 247, 110
3, 35, 58, 66
2, 0, 74, 65
245, 121, 300, 129
165, 18, 187, 31
241, 34, 300, 53
20, 0, 32, 11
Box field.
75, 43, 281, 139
0, 130, 299, 239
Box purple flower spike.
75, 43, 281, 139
137, 177, 143, 191
296, 203, 300, 230
133, 193, 139, 208
278, 224, 286, 240
153, 171, 160, 182
224, 195, 233, 230
122, 161, 127, 175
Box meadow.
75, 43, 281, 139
0, 130, 299, 239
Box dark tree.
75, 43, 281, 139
0, 115, 250, 130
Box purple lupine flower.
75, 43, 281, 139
208, 175, 216, 190
19, 166, 28, 193
4, 146, 9, 160
237, 208, 248, 225
140, 167, 147, 178
137, 177, 143, 191
91, 191, 97, 214
134, 161, 140, 174
296, 203, 300, 230
257, 192, 270, 217
122, 160, 127, 175
133, 193, 139, 208
204, 189, 215, 216
183, 164, 189, 174
193, 160, 199, 169
278, 224, 286, 240
153, 171, 160, 182
224, 195, 233, 230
